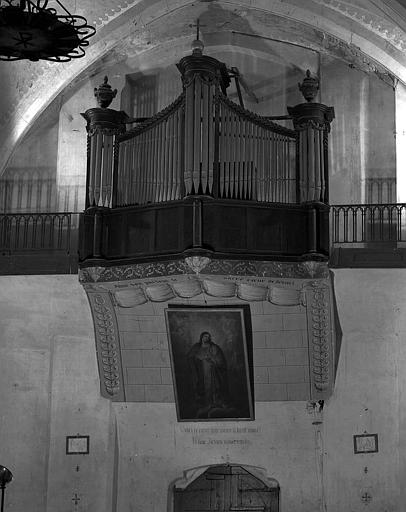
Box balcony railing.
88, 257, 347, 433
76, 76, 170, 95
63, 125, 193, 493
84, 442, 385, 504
0, 205, 405, 272
0, 212, 79, 274
330, 203, 406, 245
0, 212, 78, 251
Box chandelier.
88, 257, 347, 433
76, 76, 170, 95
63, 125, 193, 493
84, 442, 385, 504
0, 0, 96, 62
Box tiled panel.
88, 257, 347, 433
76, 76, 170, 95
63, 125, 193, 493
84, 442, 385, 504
145, 384, 174, 402
117, 298, 311, 402
254, 383, 288, 401
160, 368, 173, 384
282, 313, 307, 330
253, 331, 267, 349
253, 349, 286, 367
142, 349, 170, 367
285, 348, 309, 365
266, 330, 304, 348
287, 382, 311, 401
253, 366, 269, 383
127, 367, 161, 385
125, 385, 146, 401
268, 365, 306, 383
121, 333, 160, 350
121, 349, 142, 366
251, 314, 283, 332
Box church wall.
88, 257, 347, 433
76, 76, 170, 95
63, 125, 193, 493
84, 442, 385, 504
0, 271, 404, 511
113, 269, 404, 512
0, 276, 114, 512
323, 58, 396, 204
114, 401, 320, 512
324, 269, 401, 511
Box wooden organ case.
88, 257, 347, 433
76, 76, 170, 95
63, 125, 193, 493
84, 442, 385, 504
79, 40, 334, 266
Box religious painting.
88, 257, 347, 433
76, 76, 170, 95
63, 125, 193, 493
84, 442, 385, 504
165, 305, 254, 421
353, 434, 379, 454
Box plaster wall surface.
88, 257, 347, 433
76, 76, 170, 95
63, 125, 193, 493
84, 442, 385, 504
0, 276, 113, 512
114, 401, 319, 512
113, 269, 405, 512
0, 269, 404, 512
324, 269, 402, 512
324, 58, 396, 204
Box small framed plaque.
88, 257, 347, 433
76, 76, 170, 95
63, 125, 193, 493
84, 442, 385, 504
353, 434, 378, 454
66, 435, 90, 455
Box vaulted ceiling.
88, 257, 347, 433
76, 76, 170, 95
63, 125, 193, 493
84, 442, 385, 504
2, 0, 406, 174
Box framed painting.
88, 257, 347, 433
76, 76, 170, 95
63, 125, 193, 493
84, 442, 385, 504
165, 305, 254, 421
66, 435, 90, 455
353, 434, 378, 454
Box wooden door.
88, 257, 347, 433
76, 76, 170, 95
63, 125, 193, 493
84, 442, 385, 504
174, 465, 279, 512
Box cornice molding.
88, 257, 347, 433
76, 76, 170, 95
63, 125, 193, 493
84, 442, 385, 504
314, 0, 406, 52
79, 258, 330, 284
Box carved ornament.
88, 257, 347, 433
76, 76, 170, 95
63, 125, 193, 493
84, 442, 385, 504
79, 258, 330, 283
314, 0, 406, 53
305, 281, 333, 398
94, 76, 117, 108
299, 70, 319, 102
88, 292, 124, 400
185, 255, 211, 274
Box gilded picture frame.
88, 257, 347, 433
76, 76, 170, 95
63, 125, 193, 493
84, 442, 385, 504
165, 305, 254, 421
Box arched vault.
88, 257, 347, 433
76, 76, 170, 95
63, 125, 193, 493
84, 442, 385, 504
1, 0, 406, 173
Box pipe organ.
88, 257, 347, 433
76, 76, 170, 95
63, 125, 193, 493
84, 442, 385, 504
80, 38, 334, 265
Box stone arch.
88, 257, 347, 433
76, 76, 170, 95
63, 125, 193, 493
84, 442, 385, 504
2, 0, 403, 177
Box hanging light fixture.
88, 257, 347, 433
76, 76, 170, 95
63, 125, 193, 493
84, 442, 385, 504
0, 465, 12, 512
0, 0, 96, 62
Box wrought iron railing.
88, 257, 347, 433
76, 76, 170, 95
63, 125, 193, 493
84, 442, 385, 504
330, 203, 406, 244
0, 212, 79, 253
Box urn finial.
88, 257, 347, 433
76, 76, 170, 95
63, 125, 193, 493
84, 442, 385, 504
94, 76, 117, 108
298, 70, 319, 102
